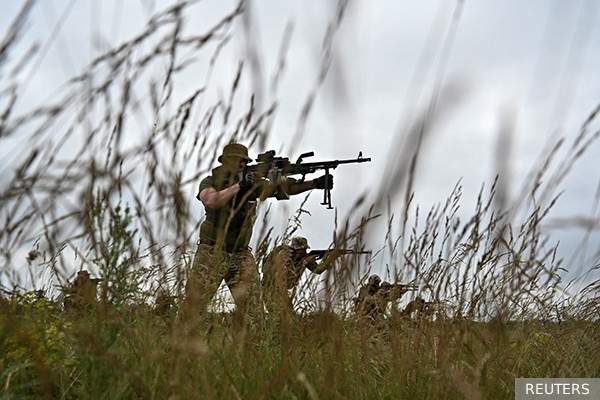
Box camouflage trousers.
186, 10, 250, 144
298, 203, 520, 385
262, 278, 295, 320
181, 243, 263, 329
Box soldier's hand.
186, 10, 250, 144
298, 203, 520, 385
319, 248, 339, 262
239, 172, 259, 192
314, 174, 334, 190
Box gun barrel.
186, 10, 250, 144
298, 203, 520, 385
334, 157, 371, 165
309, 249, 371, 257
340, 249, 371, 253
290, 157, 371, 173
385, 284, 417, 291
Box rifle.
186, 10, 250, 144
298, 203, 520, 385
307, 249, 372, 259
378, 282, 418, 300
245, 150, 371, 208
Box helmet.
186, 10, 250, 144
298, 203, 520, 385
290, 236, 310, 250
368, 274, 381, 286
218, 143, 252, 163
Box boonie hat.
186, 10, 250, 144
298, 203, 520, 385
218, 143, 252, 163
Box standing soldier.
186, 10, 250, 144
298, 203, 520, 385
261, 236, 340, 319
181, 143, 333, 330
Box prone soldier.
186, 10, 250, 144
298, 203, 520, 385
353, 274, 417, 319
401, 296, 437, 319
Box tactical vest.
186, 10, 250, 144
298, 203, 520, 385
198, 168, 257, 253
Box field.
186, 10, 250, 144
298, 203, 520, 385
1, 292, 598, 399
1, 1, 599, 399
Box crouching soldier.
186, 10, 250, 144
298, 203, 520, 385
262, 236, 340, 320
63, 270, 100, 312
353, 274, 416, 320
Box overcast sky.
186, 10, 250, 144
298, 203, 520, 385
1, 0, 599, 296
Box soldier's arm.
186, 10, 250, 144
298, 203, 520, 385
198, 186, 241, 210
306, 259, 327, 274
280, 175, 333, 196
285, 179, 317, 195
237, 177, 302, 201
304, 255, 334, 275
305, 248, 342, 274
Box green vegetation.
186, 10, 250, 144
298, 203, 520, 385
1, 291, 598, 399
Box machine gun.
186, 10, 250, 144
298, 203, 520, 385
307, 249, 372, 259
245, 150, 371, 208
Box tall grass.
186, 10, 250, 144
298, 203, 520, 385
1, 1, 598, 399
